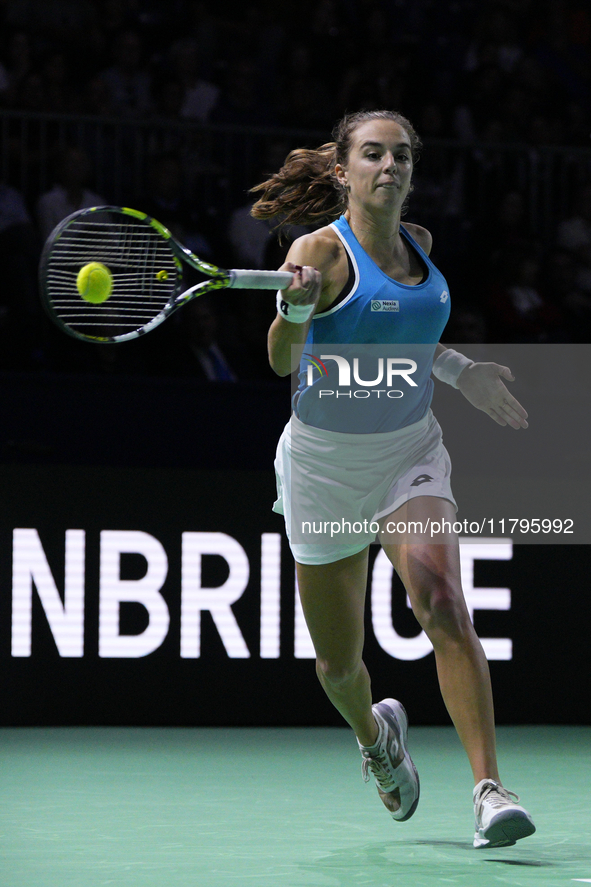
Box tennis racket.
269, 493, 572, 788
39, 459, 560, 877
39, 206, 294, 343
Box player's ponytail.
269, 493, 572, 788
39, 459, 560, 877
250, 109, 421, 232
250, 142, 343, 228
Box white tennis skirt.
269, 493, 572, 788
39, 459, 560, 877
273, 409, 457, 565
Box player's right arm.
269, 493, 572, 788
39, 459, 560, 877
268, 230, 343, 377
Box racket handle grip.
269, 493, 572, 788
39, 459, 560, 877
228, 269, 294, 290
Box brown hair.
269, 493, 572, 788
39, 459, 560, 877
250, 110, 422, 229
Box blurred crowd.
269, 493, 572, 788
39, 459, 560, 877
0, 0, 591, 380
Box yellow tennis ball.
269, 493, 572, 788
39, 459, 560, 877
76, 262, 113, 304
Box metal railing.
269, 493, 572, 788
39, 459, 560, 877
0, 111, 327, 224
2, 110, 591, 246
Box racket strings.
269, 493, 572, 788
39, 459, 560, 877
45, 216, 179, 331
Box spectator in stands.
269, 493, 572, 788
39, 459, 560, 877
0, 0, 588, 374
2, 31, 33, 107
441, 305, 488, 345
407, 103, 468, 289
564, 98, 591, 146
141, 151, 212, 258
180, 1, 219, 81
228, 140, 310, 270
151, 78, 184, 121
408, 103, 465, 222
169, 38, 219, 122
228, 205, 275, 272
99, 0, 135, 37
179, 299, 237, 381
464, 5, 523, 77
308, 0, 351, 77
544, 248, 590, 342
36, 145, 105, 242
498, 85, 536, 143
146, 296, 238, 381
228, 205, 309, 273
557, 183, 591, 297
14, 71, 45, 112
470, 189, 540, 286
211, 56, 273, 127
533, 1, 591, 108
0, 59, 9, 106
84, 73, 114, 116
98, 29, 152, 117
485, 253, 562, 342
41, 50, 75, 114
0, 181, 41, 368
274, 43, 333, 129
0, 181, 31, 236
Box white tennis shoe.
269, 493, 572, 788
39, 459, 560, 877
358, 698, 420, 821
473, 778, 536, 848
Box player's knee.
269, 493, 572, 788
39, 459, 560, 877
416, 579, 470, 640
316, 655, 361, 689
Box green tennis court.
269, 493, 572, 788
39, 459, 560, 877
1, 725, 589, 887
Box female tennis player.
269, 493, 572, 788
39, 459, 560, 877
251, 109, 535, 849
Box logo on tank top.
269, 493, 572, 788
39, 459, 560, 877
302, 353, 328, 380
371, 300, 399, 312
440, 291, 449, 302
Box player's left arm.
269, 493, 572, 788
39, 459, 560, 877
455, 362, 528, 429
433, 348, 528, 430
420, 227, 529, 430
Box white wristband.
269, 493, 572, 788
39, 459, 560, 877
432, 348, 474, 388
276, 292, 315, 324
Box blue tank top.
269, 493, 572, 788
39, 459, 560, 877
293, 215, 451, 433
